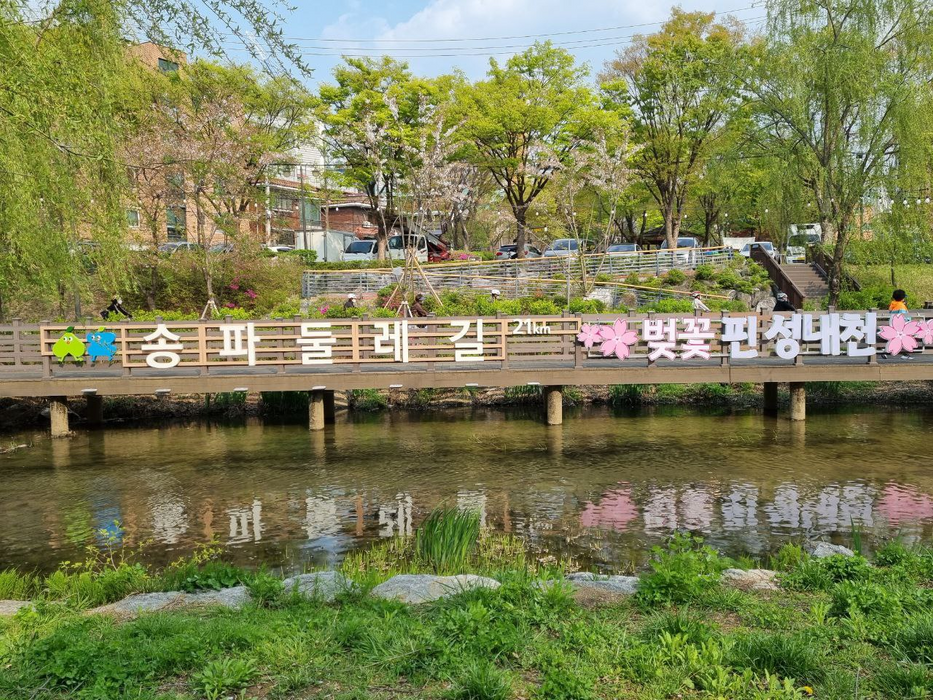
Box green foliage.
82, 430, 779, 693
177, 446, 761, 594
636, 533, 727, 605
769, 543, 806, 572
158, 542, 247, 593
608, 384, 648, 406
782, 554, 872, 591
0, 569, 39, 600
893, 616, 933, 664
447, 661, 512, 700
415, 508, 481, 574
347, 388, 388, 411
872, 662, 933, 699
281, 249, 318, 264
694, 263, 716, 281
830, 580, 900, 619
245, 570, 284, 608
260, 390, 310, 415
728, 632, 824, 684
193, 657, 257, 700
662, 269, 687, 286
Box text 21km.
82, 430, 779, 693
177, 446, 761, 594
513, 319, 552, 335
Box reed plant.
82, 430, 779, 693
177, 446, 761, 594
416, 507, 482, 574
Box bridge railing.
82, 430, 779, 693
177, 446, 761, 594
0, 310, 928, 381
301, 247, 735, 299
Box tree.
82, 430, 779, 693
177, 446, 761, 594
457, 42, 607, 258
750, 0, 933, 304
318, 58, 432, 260
602, 9, 749, 250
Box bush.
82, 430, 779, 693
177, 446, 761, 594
728, 632, 824, 683
636, 533, 727, 606
281, 249, 318, 264
662, 269, 687, 286
246, 570, 285, 608
347, 388, 388, 411
694, 264, 715, 281
782, 554, 872, 591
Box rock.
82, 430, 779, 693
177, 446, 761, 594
807, 542, 855, 558
283, 571, 353, 602
0, 600, 33, 616
183, 585, 250, 609
721, 568, 779, 592
371, 574, 500, 604
88, 586, 250, 620
566, 572, 640, 595
87, 592, 186, 618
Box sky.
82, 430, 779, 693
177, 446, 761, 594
229, 0, 767, 84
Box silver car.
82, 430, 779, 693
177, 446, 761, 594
543, 238, 580, 257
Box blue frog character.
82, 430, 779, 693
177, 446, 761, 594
86, 327, 117, 363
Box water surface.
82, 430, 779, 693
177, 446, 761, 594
2, 406, 932, 573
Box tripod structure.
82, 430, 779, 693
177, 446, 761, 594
382, 246, 441, 317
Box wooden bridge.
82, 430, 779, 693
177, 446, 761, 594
2, 310, 931, 436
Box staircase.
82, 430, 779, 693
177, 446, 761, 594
781, 264, 830, 300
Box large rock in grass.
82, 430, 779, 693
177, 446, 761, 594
566, 572, 640, 595
721, 569, 779, 592
371, 574, 500, 604
88, 586, 250, 619
283, 571, 353, 602
806, 542, 855, 558
0, 600, 33, 616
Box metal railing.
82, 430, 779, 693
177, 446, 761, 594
302, 247, 735, 299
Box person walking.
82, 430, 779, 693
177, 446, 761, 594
773, 292, 796, 312
343, 293, 357, 311
691, 291, 710, 313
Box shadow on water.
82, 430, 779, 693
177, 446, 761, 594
2, 402, 933, 574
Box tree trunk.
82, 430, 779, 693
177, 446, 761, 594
146, 265, 157, 311
514, 204, 528, 259
826, 218, 847, 307
376, 216, 388, 260
663, 204, 676, 250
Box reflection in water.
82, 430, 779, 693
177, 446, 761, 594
2, 404, 933, 573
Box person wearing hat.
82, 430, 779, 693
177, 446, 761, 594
490, 288, 501, 302
691, 291, 710, 313
343, 293, 357, 311
773, 291, 796, 312
411, 293, 428, 317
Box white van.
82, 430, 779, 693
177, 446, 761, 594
343, 239, 377, 262
388, 234, 428, 263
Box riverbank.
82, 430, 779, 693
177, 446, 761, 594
2, 519, 933, 699
2, 380, 932, 432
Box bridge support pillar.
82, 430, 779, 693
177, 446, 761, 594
789, 382, 806, 422
323, 391, 336, 425
309, 390, 325, 431
763, 382, 778, 416
49, 397, 70, 437
85, 395, 103, 426
544, 386, 563, 426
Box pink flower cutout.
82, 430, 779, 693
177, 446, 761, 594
598, 319, 638, 360
879, 314, 922, 355
914, 319, 933, 346
577, 324, 601, 348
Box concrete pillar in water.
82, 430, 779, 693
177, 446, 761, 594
49, 397, 70, 437
85, 395, 103, 426
544, 386, 563, 426
309, 390, 325, 431
323, 390, 336, 425
763, 382, 779, 416
789, 382, 806, 422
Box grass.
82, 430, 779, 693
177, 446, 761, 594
849, 264, 933, 307
9, 531, 933, 698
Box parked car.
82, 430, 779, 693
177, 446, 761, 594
343, 239, 377, 262
388, 234, 428, 263
784, 233, 821, 264
543, 238, 581, 257
263, 244, 295, 254
495, 244, 543, 259
607, 243, 640, 257
158, 241, 202, 254
209, 243, 234, 254
740, 241, 778, 260
660, 236, 700, 264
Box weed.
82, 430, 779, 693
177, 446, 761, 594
830, 580, 900, 619
193, 657, 257, 700
416, 507, 481, 574
728, 632, 824, 683
892, 615, 933, 663
636, 533, 726, 605
447, 660, 511, 700
246, 569, 284, 608
873, 661, 933, 698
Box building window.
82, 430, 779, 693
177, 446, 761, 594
158, 58, 179, 73
166, 207, 186, 242
126, 209, 140, 228
273, 195, 297, 214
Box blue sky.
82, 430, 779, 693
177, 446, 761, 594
237, 0, 766, 84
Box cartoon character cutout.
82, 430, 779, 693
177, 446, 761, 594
86, 327, 117, 364
52, 327, 86, 363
